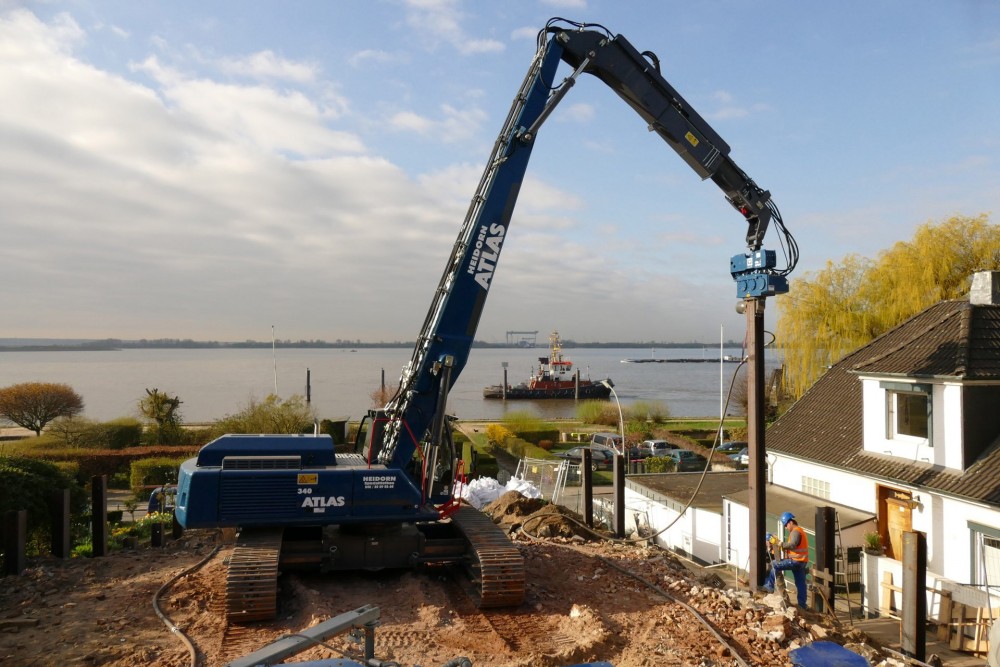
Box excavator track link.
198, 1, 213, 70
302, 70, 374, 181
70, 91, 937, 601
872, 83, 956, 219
451, 506, 525, 608
226, 528, 283, 623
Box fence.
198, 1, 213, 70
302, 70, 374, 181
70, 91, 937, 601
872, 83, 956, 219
513, 457, 572, 503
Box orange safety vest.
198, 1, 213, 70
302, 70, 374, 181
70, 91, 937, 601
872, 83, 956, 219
785, 524, 809, 562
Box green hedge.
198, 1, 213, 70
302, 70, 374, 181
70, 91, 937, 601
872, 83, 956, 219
512, 428, 561, 445
131, 456, 188, 490
88, 418, 144, 449
16, 445, 198, 484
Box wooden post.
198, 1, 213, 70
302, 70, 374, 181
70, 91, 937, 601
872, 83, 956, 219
880, 571, 896, 616
91, 475, 108, 557
3, 510, 27, 576
151, 522, 163, 547
50, 489, 71, 559
901, 530, 927, 662
936, 590, 953, 642
814, 506, 837, 612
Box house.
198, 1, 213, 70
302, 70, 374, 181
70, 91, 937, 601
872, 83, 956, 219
761, 271, 1000, 615
625, 271, 1000, 616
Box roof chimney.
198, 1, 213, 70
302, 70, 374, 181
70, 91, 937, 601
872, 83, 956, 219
970, 271, 1000, 306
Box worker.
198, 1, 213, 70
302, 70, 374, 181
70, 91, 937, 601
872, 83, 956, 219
147, 485, 175, 515
762, 511, 810, 608
147, 486, 165, 514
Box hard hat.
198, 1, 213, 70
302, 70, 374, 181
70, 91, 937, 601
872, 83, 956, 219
780, 511, 795, 525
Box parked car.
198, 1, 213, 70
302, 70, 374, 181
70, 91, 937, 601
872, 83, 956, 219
717, 441, 746, 456
589, 432, 624, 453
642, 439, 679, 458
667, 449, 711, 472
728, 447, 749, 466
555, 445, 616, 471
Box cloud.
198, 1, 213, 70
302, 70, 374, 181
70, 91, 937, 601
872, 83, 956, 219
540, 0, 588, 8
402, 0, 504, 55
348, 48, 409, 67
387, 103, 487, 142
216, 49, 320, 84
556, 103, 595, 123
132, 56, 361, 157
0, 8, 751, 344
704, 89, 771, 121
510, 26, 537, 41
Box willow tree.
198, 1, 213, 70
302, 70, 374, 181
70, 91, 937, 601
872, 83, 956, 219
777, 214, 1000, 398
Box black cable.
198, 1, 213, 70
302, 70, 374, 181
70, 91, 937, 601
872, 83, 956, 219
152, 544, 222, 667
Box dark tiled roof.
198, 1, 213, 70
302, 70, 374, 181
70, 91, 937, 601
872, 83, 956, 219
626, 471, 748, 513
767, 300, 1000, 506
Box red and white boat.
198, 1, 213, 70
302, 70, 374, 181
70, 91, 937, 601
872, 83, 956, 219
483, 331, 613, 400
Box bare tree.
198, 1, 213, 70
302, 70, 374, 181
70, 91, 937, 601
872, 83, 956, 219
0, 382, 84, 436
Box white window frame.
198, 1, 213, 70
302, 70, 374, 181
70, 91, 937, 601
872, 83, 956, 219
882, 382, 932, 446
969, 522, 1000, 607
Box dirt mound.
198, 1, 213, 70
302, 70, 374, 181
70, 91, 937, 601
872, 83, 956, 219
482, 489, 548, 522
482, 491, 610, 539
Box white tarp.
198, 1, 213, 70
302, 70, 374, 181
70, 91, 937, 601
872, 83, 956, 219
458, 476, 541, 509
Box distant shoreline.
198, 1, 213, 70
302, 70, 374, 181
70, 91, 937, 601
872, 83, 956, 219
0, 340, 746, 352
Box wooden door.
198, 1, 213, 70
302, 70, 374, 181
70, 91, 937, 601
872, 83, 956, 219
885, 495, 913, 560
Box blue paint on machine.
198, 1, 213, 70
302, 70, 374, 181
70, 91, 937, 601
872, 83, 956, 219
174, 434, 432, 529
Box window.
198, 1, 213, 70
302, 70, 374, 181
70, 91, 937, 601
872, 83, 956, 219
802, 476, 830, 500
894, 392, 929, 438
883, 382, 931, 443
970, 522, 1000, 606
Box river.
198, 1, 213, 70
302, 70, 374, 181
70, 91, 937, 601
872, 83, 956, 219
0, 346, 781, 423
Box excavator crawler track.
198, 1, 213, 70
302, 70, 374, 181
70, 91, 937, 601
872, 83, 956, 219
451, 506, 525, 608
226, 528, 283, 623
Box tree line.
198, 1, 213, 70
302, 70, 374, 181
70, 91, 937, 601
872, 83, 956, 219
776, 214, 1000, 398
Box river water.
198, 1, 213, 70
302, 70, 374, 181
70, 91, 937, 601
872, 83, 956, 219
0, 346, 780, 423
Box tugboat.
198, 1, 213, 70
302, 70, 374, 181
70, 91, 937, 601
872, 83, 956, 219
483, 331, 613, 400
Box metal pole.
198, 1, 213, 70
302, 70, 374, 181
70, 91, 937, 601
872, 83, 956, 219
271, 325, 278, 396
747, 298, 767, 589
603, 381, 625, 457
306, 368, 311, 404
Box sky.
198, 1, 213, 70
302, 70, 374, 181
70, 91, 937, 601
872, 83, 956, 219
1, 1, 998, 345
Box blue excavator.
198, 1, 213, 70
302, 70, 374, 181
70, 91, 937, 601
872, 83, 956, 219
175, 18, 796, 623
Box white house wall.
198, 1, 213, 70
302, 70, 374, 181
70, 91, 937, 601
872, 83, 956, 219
941, 382, 964, 469
727, 501, 751, 573
624, 488, 725, 565
858, 378, 964, 470
769, 454, 879, 515
770, 453, 1000, 587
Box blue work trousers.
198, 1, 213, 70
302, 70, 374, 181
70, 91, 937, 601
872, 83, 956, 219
765, 558, 808, 607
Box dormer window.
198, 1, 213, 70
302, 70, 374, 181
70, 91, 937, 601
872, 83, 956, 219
882, 382, 932, 445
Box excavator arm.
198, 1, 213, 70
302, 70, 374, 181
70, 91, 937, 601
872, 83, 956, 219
375, 20, 794, 503
551, 25, 774, 251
